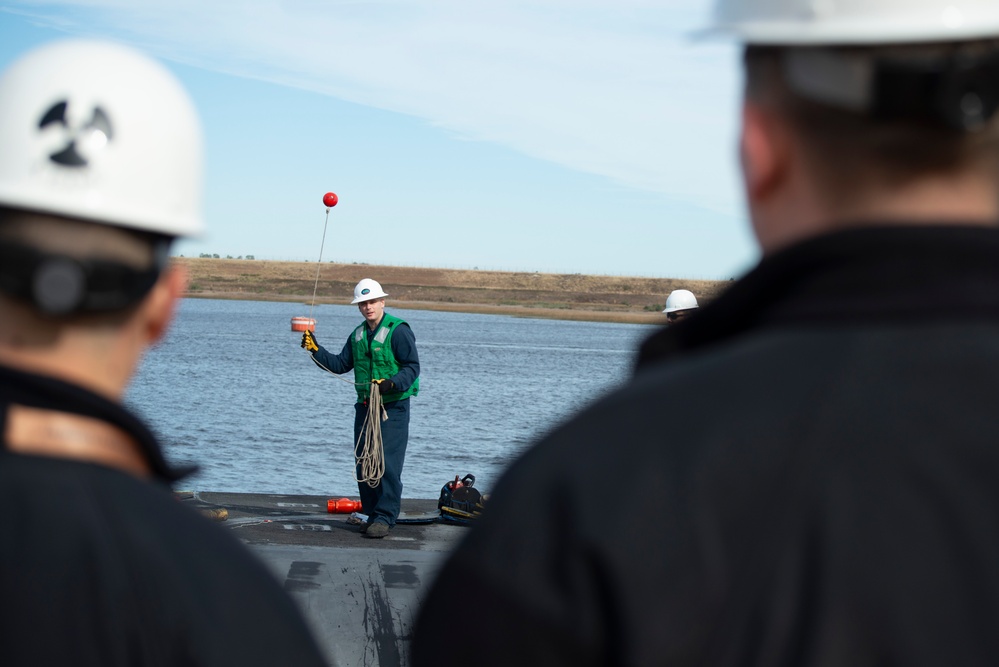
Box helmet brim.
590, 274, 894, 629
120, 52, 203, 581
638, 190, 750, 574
351, 291, 388, 304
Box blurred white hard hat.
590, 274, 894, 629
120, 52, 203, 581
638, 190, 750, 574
352, 278, 389, 304
708, 0, 999, 45
0, 40, 203, 237
664, 289, 699, 314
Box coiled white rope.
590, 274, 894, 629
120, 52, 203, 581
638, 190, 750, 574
305, 339, 386, 488
354, 382, 387, 488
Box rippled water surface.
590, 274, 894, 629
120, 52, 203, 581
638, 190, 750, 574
126, 299, 656, 498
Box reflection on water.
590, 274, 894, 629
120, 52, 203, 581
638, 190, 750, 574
126, 298, 655, 498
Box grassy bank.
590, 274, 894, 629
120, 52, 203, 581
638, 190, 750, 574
176, 258, 733, 324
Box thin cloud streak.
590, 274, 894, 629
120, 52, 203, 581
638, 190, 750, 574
7, 0, 743, 216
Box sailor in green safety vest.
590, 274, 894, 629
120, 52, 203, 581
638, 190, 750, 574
301, 278, 420, 539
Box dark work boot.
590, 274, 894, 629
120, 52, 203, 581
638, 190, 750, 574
364, 522, 390, 539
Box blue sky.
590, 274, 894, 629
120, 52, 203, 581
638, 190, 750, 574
0, 1, 757, 279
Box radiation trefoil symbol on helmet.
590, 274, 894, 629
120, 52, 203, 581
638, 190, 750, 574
38, 100, 113, 167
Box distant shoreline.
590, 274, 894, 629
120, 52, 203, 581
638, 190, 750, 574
176, 257, 732, 325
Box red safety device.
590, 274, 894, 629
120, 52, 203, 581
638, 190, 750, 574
327, 497, 362, 513
290, 316, 316, 332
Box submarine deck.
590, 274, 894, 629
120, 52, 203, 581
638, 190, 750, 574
179, 491, 466, 667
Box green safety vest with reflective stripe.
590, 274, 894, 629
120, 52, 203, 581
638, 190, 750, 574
350, 312, 420, 403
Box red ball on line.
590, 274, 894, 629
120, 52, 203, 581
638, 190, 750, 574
323, 192, 338, 208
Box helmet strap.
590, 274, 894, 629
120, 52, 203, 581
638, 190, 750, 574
782, 48, 999, 131
0, 239, 168, 317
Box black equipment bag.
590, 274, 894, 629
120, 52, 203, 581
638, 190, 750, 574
438, 474, 483, 517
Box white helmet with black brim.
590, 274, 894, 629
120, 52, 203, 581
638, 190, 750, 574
705, 0, 999, 132
351, 278, 389, 304
0, 40, 203, 237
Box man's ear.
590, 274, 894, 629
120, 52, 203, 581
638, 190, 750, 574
740, 101, 788, 203
141, 263, 187, 345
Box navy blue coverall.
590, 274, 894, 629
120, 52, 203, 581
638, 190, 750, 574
310, 319, 420, 527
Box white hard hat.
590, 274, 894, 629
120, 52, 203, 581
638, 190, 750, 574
0, 40, 203, 237
351, 278, 389, 304
663, 289, 699, 314
708, 0, 999, 45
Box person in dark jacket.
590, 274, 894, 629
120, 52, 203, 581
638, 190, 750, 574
0, 41, 327, 666
412, 1, 999, 665
302, 278, 420, 538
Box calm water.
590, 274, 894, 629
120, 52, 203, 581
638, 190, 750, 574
126, 299, 656, 499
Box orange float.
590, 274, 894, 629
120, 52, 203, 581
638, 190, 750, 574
327, 498, 362, 514
291, 316, 316, 332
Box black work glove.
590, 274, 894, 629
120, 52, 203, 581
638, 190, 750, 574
373, 378, 395, 393
301, 329, 319, 353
